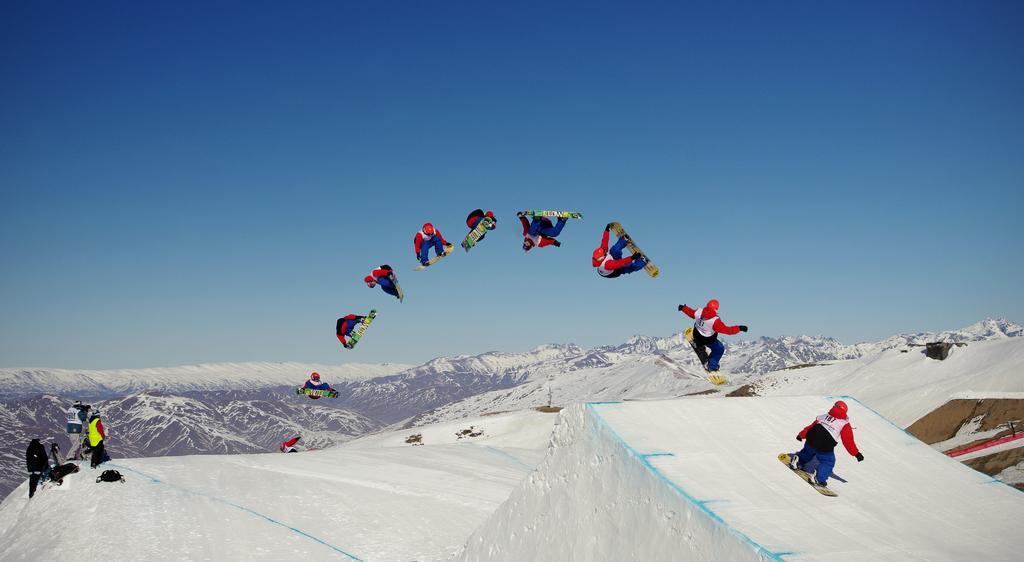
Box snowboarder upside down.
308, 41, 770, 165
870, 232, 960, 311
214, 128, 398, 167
678, 300, 747, 371
364, 265, 399, 300
518, 213, 567, 252
336, 314, 367, 349
592, 223, 648, 278
790, 400, 864, 486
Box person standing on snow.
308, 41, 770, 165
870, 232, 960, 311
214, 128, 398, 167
413, 223, 450, 266
280, 436, 301, 453
300, 372, 334, 399
592, 223, 648, 278
26, 439, 49, 498
364, 265, 400, 300
466, 209, 497, 239
518, 212, 567, 252
336, 314, 368, 349
678, 300, 748, 372
789, 400, 865, 487
88, 412, 107, 469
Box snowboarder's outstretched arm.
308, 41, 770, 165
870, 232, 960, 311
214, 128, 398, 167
679, 304, 697, 319
839, 425, 861, 457
519, 215, 530, 235
713, 319, 745, 335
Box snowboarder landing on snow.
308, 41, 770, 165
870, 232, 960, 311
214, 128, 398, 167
414, 223, 449, 266
466, 209, 497, 239
364, 265, 400, 300
678, 300, 748, 372
518, 212, 567, 252
300, 372, 334, 399
336, 314, 368, 349
593, 223, 648, 278
790, 400, 864, 487
280, 436, 301, 453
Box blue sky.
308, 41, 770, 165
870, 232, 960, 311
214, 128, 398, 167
1, 1, 1022, 369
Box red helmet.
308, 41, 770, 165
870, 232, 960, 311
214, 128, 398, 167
310, 372, 320, 381
829, 400, 849, 419
422, 223, 435, 236
592, 248, 606, 261
706, 299, 720, 312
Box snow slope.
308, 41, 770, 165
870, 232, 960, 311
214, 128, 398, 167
458, 398, 1024, 561
0, 410, 551, 561
753, 338, 1024, 426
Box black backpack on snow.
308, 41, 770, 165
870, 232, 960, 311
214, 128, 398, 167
96, 469, 125, 483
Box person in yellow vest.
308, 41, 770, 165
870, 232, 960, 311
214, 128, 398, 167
87, 412, 106, 469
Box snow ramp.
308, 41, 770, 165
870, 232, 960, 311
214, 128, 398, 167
457, 397, 1024, 561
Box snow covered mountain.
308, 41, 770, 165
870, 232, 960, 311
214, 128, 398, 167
0, 361, 413, 400
1, 318, 1019, 504
0, 392, 381, 503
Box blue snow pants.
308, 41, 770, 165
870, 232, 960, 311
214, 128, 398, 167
529, 217, 566, 238
609, 237, 647, 275
706, 339, 726, 371
418, 237, 445, 264
796, 443, 836, 485
377, 275, 399, 298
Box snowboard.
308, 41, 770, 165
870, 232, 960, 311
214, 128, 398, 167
682, 328, 727, 385
414, 244, 455, 270
295, 387, 339, 399
346, 310, 377, 348
389, 273, 404, 302
461, 216, 496, 252
657, 350, 727, 386
778, 453, 838, 497
606, 222, 659, 277
518, 210, 583, 220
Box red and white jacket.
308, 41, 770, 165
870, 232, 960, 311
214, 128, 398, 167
680, 305, 743, 336
414, 229, 448, 256
519, 216, 559, 248
799, 406, 861, 457
364, 266, 392, 287
592, 228, 635, 276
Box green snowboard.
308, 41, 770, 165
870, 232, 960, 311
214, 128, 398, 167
347, 310, 377, 348
462, 216, 496, 252
295, 387, 339, 398
519, 210, 583, 219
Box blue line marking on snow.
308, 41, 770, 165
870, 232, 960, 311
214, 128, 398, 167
108, 463, 363, 560
641, 453, 674, 458
586, 403, 790, 562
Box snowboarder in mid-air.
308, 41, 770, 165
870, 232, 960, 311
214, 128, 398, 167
336, 314, 368, 349
466, 209, 497, 238
414, 223, 450, 266
300, 372, 334, 399
518, 212, 568, 252
678, 300, 748, 372
786, 400, 864, 488
364, 265, 401, 300
593, 223, 648, 278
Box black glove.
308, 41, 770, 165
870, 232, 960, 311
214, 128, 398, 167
678, 304, 685, 312
739, 325, 748, 332
856, 452, 864, 462
796, 434, 803, 441
605, 222, 613, 231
